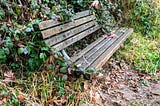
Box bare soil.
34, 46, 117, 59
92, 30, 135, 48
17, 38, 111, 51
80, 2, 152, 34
80, 58, 160, 106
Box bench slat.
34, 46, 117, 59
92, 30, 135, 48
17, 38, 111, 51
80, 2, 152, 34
52, 25, 101, 51
42, 15, 95, 39
89, 28, 133, 70
44, 21, 96, 46
70, 37, 103, 63
70, 27, 119, 63
39, 10, 91, 30
75, 28, 124, 68
83, 29, 125, 69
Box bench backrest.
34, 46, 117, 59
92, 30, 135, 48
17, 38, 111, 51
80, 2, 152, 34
37, 10, 101, 51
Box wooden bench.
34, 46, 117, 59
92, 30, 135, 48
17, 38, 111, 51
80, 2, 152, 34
34, 10, 133, 71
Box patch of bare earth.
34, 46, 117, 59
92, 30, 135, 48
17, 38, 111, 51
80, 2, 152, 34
79, 58, 160, 106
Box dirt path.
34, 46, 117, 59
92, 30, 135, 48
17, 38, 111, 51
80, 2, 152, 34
80, 58, 160, 106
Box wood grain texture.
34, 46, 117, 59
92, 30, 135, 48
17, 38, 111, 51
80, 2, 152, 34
44, 21, 96, 46
89, 28, 133, 70
75, 28, 124, 68
70, 27, 119, 63
39, 10, 91, 30
52, 25, 101, 51
41, 15, 95, 39
70, 37, 103, 63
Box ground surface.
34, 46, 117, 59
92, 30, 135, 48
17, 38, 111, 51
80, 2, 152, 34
80, 58, 160, 106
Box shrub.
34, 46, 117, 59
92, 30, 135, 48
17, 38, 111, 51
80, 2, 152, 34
124, 0, 160, 37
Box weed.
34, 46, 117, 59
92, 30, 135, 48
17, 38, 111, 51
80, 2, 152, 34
120, 32, 160, 74
125, 0, 160, 37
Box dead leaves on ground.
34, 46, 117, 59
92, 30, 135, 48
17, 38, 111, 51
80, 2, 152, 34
47, 96, 67, 106
81, 58, 160, 106
17, 94, 25, 101
1, 58, 160, 105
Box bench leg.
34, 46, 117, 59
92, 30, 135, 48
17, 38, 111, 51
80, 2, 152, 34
61, 49, 71, 60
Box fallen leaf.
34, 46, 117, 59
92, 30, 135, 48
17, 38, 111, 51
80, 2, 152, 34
108, 34, 117, 38
0, 100, 3, 105
102, 34, 108, 38
17, 94, 25, 101
53, 96, 67, 106
47, 98, 53, 104
4, 71, 16, 80
96, 73, 104, 79
49, 56, 54, 63
91, 0, 100, 10
102, 34, 117, 39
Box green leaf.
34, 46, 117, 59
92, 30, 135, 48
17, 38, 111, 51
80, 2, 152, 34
60, 67, 67, 73
17, 48, 28, 55
58, 60, 67, 67
58, 88, 65, 95
11, 96, 19, 106
40, 52, 47, 61
11, 63, 19, 69
17, 48, 23, 55
4, 37, 13, 48
25, 27, 33, 33
0, 48, 6, 59
15, 30, 20, 34
0, 9, 5, 19
16, 24, 23, 29
2, 47, 10, 55
56, 83, 65, 87
41, 46, 50, 51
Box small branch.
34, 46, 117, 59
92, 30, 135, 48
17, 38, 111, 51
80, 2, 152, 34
0, 33, 6, 46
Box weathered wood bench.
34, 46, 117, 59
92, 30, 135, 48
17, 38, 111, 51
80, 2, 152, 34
34, 10, 133, 72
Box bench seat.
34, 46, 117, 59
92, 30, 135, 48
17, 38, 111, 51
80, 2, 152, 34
71, 28, 133, 70
34, 10, 133, 72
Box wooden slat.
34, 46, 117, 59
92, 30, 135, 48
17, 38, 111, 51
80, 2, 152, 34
44, 21, 96, 46
39, 10, 91, 30
75, 28, 124, 68
89, 28, 133, 70
41, 15, 95, 39
83, 31, 124, 69
75, 38, 110, 65
70, 27, 119, 63
70, 37, 103, 63
52, 25, 101, 51
76, 28, 120, 61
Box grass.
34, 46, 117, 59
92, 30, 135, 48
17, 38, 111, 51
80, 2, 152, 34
119, 30, 160, 74
0, 69, 85, 105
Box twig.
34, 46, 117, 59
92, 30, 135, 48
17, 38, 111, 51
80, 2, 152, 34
0, 33, 6, 46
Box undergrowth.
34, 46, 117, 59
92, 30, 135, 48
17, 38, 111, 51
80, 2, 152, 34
120, 32, 160, 74
0, 70, 85, 105
115, 0, 160, 75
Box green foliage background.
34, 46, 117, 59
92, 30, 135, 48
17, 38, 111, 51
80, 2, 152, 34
0, 0, 120, 73
119, 0, 160, 74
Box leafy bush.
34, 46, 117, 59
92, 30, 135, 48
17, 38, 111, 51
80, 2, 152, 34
0, 0, 73, 72
117, 0, 160, 74
120, 32, 160, 74
0, 0, 121, 73
124, 0, 159, 37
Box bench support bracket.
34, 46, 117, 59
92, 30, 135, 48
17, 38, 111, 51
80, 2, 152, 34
61, 49, 71, 61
